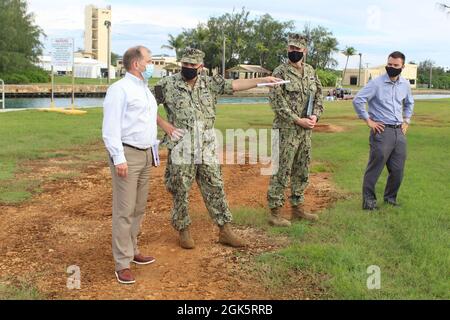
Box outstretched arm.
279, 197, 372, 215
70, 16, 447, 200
232, 76, 283, 92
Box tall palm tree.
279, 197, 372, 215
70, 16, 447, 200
161, 34, 185, 60
436, 2, 450, 16
341, 46, 357, 83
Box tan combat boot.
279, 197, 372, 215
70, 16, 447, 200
179, 228, 195, 249
219, 223, 247, 248
268, 207, 291, 227
292, 205, 319, 222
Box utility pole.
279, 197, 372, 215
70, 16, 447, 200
358, 53, 362, 87
104, 20, 112, 84
222, 31, 226, 78
429, 62, 433, 89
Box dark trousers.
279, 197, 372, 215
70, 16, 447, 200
363, 127, 407, 203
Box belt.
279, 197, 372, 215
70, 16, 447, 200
123, 143, 161, 167
123, 143, 150, 152
384, 124, 402, 129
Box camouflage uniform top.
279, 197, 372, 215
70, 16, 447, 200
269, 62, 324, 129
155, 73, 233, 149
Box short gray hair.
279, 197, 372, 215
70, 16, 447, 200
123, 46, 152, 71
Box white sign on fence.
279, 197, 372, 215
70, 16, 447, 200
51, 38, 74, 67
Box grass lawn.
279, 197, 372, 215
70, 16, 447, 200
0, 99, 449, 299
247, 99, 449, 299
0, 109, 104, 203
0, 280, 43, 300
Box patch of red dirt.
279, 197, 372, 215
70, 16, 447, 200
0, 150, 338, 300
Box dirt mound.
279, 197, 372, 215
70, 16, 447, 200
0, 150, 338, 300
314, 123, 346, 133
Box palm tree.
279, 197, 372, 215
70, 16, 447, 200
436, 2, 450, 16
161, 34, 185, 60
341, 46, 357, 83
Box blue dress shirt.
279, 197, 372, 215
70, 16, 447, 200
353, 73, 414, 125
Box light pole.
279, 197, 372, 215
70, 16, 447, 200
222, 31, 226, 78
0, 79, 5, 110
358, 53, 362, 87
104, 20, 111, 84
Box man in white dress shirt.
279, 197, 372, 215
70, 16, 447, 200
102, 46, 182, 285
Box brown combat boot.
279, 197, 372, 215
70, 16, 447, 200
219, 223, 247, 248
268, 207, 291, 227
179, 228, 195, 249
292, 205, 319, 222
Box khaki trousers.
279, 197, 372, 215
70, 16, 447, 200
108, 146, 152, 271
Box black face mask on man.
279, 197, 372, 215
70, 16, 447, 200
182, 66, 199, 80
385, 66, 403, 78
288, 51, 304, 63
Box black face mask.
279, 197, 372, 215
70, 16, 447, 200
386, 66, 402, 78
288, 51, 304, 63
181, 66, 199, 80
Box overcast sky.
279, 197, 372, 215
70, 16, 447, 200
28, 0, 450, 69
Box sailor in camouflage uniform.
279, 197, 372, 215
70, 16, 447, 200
155, 48, 283, 249
267, 34, 324, 227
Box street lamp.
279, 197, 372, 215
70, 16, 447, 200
222, 30, 226, 78
104, 20, 111, 84
429, 61, 434, 89
358, 53, 362, 87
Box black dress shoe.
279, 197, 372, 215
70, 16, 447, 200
363, 199, 378, 211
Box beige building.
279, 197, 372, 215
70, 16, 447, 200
226, 64, 271, 79
343, 64, 418, 88
153, 55, 178, 77
116, 55, 180, 78
84, 5, 112, 65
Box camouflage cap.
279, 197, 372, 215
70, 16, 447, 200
288, 34, 308, 49
180, 47, 205, 64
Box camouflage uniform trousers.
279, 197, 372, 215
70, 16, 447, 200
267, 127, 312, 209
165, 150, 233, 231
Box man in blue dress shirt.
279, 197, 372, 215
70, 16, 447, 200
353, 51, 415, 211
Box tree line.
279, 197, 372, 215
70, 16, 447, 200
417, 60, 450, 89
0, 0, 49, 84
1, 2, 448, 88
161, 8, 340, 85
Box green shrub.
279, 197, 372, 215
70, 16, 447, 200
0, 67, 49, 84
0, 73, 30, 84
317, 69, 338, 87
22, 67, 50, 83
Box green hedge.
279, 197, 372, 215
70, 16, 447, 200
317, 69, 338, 87
0, 67, 49, 84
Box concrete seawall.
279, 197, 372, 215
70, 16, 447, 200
4, 84, 269, 98
3, 84, 450, 98
4, 85, 109, 98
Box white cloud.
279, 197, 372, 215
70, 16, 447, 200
27, 0, 450, 68
28, 0, 109, 30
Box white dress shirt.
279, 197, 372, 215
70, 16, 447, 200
102, 72, 158, 165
